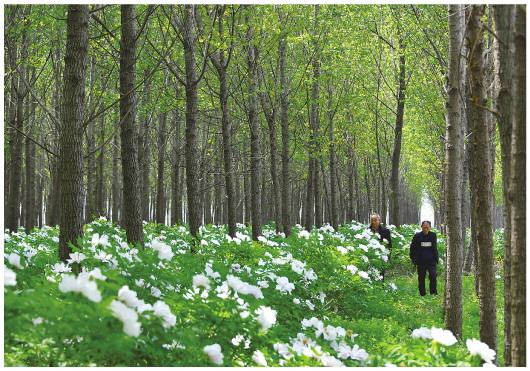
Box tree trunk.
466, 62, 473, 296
139, 70, 151, 222
492, 4, 514, 365
279, 22, 292, 236
509, 4, 526, 366
24, 125, 36, 233
112, 125, 121, 224
246, 5, 262, 240
6, 7, 29, 233
181, 4, 202, 245
209, 5, 237, 237
59, 4, 89, 262
24, 66, 37, 232
466, 4, 498, 359
120, 4, 144, 247
259, 70, 282, 233
312, 5, 323, 229
171, 110, 182, 225
96, 122, 106, 217
373, 50, 388, 224
443, 3, 465, 339
328, 93, 339, 230
389, 31, 406, 227
305, 158, 315, 230
214, 158, 223, 224
86, 123, 95, 222
155, 110, 167, 224
36, 174, 44, 228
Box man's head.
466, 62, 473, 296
421, 220, 431, 235
370, 213, 381, 230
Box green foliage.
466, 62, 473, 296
4, 219, 504, 366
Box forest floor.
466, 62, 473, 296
4, 220, 505, 366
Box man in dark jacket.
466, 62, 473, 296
410, 220, 438, 296
367, 213, 392, 281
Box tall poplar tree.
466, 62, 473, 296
180, 4, 204, 244
209, 5, 237, 237
492, 4, 514, 365
388, 25, 406, 227
443, 3, 464, 339
120, 4, 144, 247
509, 4, 526, 366
59, 4, 89, 262
245, 5, 262, 240
278, 8, 292, 236
466, 4, 497, 359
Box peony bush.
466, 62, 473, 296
4, 218, 491, 366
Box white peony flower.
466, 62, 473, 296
336, 246, 348, 254
192, 274, 210, 291
32, 317, 44, 325
51, 262, 72, 273
411, 327, 432, 340
246, 284, 264, 299
94, 250, 113, 262
345, 265, 358, 275
58, 273, 102, 302
431, 327, 457, 346
301, 316, 324, 330
4, 265, 17, 286
252, 350, 268, 366
231, 334, 245, 346
135, 299, 153, 313
118, 285, 140, 307
86, 267, 106, 281
23, 246, 38, 260
91, 233, 110, 248
291, 259, 306, 274
204, 344, 224, 365
275, 276, 295, 294
466, 338, 496, 364
150, 286, 162, 298
153, 300, 176, 328
350, 344, 369, 362
109, 299, 141, 337
66, 252, 86, 265
6, 253, 23, 269
273, 342, 291, 356
226, 274, 246, 293
205, 263, 221, 280
321, 355, 344, 367
358, 271, 370, 280
303, 268, 318, 281
59, 272, 102, 303
255, 306, 277, 331
298, 230, 311, 239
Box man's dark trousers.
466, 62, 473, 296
417, 262, 437, 295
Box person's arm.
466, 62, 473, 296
410, 234, 417, 263
432, 233, 438, 263
384, 228, 392, 250
383, 228, 392, 262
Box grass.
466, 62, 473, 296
334, 267, 506, 365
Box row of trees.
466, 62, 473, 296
443, 4, 525, 367
3, 4, 524, 365
5, 4, 443, 240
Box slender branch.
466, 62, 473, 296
4, 120, 58, 157
19, 75, 61, 128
